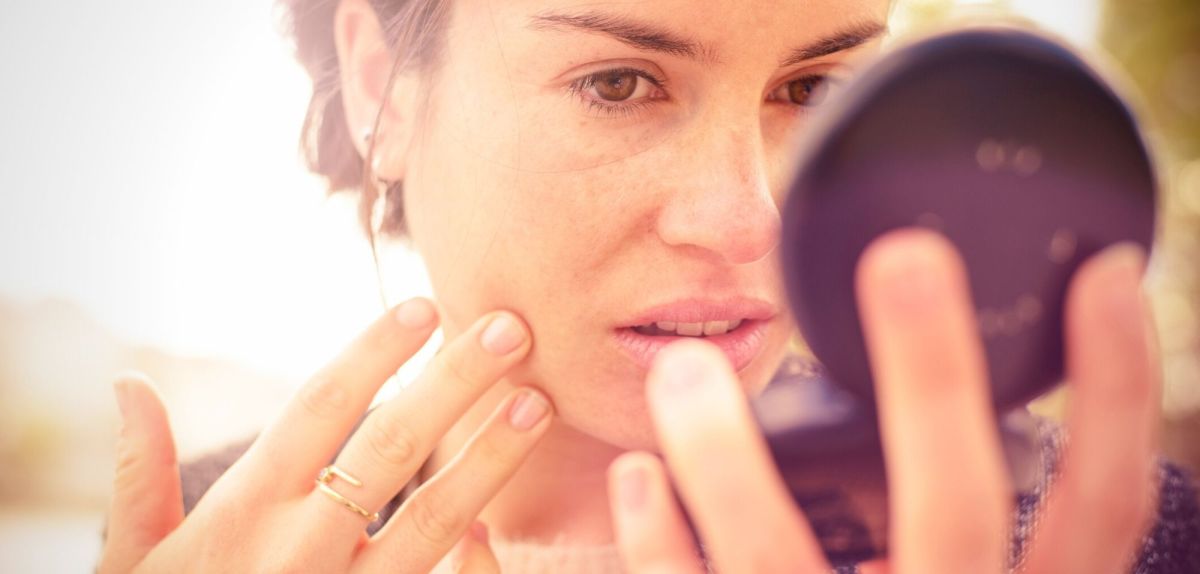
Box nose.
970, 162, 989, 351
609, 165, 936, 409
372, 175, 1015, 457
655, 119, 782, 266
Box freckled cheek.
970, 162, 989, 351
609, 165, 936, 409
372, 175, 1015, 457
503, 173, 646, 263
413, 174, 604, 316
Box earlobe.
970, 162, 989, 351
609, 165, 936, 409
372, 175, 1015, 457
333, 0, 419, 182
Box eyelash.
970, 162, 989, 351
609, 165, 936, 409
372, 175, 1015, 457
568, 67, 837, 119
567, 67, 668, 119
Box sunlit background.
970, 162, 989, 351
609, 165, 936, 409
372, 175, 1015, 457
0, 0, 1197, 570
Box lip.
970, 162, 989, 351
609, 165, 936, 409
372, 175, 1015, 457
612, 297, 778, 372
619, 297, 778, 327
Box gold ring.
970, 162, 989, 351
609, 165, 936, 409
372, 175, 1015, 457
315, 465, 380, 522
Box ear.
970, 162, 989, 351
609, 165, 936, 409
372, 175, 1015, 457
334, 0, 421, 182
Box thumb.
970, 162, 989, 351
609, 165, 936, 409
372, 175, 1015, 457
99, 373, 184, 574
453, 521, 502, 574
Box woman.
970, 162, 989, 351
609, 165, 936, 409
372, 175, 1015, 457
98, 0, 1200, 572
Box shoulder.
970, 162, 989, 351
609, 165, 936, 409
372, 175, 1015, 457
1017, 420, 1200, 574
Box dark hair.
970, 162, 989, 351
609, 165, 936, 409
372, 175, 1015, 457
277, 0, 451, 236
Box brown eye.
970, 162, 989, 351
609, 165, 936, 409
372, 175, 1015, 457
592, 71, 640, 102
786, 75, 832, 107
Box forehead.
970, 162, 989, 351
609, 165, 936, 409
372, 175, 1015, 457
455, 0, 891, 61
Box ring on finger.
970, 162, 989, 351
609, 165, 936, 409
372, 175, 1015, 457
315, 465, 380, 522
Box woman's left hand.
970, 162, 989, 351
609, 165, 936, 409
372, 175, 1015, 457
608, 229, 1160, 574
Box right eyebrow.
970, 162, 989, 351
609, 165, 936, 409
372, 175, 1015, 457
527, 10, 713, 61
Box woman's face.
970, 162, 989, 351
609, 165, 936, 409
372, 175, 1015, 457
398, 0, 890, 449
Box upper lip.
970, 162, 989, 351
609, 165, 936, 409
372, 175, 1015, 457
620, 297, 779, 328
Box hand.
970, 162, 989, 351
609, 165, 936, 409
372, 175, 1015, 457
99, 299, 554, 573
609, 229, 1159, 574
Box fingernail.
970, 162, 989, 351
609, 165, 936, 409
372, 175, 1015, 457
395, 298, 436, 328
617, 464, 648, 512
651, 341, 712, 394
469, 521, 489, 544
1098, 242, 1148, 277
868, 234, 950, 310
508, 389, 550, 430
1099, 243, 1148, 328
481, 314, 526, 355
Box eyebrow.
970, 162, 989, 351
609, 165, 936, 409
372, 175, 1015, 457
528, 10, 887, 66
528, 10, 705, 60
779, 21, 888, 67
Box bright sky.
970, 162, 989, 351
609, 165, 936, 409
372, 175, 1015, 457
0, 0, 1101, 379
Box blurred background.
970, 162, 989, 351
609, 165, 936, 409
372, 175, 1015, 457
0, 0, 1196, 570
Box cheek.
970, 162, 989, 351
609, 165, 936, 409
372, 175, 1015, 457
504, 169, 660, 261
402, 116, 659, 327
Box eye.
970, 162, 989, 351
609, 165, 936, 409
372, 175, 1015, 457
570, 67, 666, 107
769, 74, 836, 107
592, 70, 644, 101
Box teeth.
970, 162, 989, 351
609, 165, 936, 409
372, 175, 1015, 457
703, 320, 729, 336
676, 322, 704, 336
637, 319, 747, 337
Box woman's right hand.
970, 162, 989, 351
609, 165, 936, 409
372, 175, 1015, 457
98, 298, 552, 573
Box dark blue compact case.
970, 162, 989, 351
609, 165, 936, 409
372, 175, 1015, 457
752, 26, 1158, 565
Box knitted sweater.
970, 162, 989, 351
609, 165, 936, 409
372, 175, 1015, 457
180, 360, 1200, 573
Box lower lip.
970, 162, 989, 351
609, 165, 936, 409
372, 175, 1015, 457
611, 320, 770, 373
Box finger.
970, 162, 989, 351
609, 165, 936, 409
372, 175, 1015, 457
855, 229, 1010, 574
859, 559, 892, 574
355, 386, 552, 572
609, 451, 706, 574
1022, 244, 1159, 574
646, 339, 828, 573
249, 298, 439, 492
316, 311, 531, 530
99, 373, 184, 574
453, 522, 501, 574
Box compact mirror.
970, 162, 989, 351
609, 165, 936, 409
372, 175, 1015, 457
753, 26, 1158, 565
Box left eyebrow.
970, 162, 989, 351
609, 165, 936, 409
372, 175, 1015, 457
528, 10, 887, 67
779, 21, 888, 67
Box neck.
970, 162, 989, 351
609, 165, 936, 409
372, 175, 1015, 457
429, 380, 625, 546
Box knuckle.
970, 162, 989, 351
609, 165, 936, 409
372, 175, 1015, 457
1105, 501, 1147, 540
916, 488, 1006, 550
1110, 374, 1155, 410
441, 354, 487, 391
1096, 477, 1153, 537
408, 491, 465, 545
364, 413, 420, 469
1070, 461, 1147, 515
467, 435, 510, 471
298, 375, 351, 420
112, 436, 177, 493
619, 536, 666, 569
934, 517, 1001, 565
361, 320, 403, 355
112, 443, 143, 493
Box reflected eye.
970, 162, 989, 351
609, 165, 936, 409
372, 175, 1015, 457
771, 74, 836, 107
